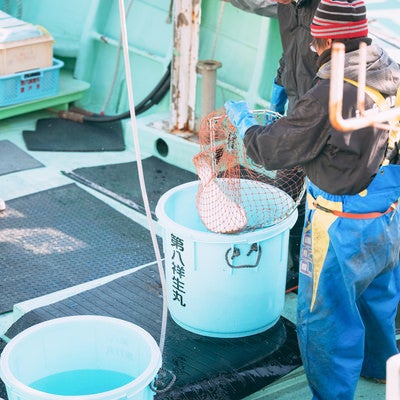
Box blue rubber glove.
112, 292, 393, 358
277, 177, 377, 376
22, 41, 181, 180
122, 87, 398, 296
224, 100, 258, 139
269, 79, 287, 115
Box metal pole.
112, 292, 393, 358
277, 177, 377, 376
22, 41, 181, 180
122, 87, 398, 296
170, 0, 201, 133
196, 59, 222, 119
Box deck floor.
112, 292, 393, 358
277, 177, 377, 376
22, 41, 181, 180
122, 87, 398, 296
0, 106, 390, 399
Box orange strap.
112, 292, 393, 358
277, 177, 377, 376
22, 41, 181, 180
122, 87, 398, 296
313, 201, 398, 219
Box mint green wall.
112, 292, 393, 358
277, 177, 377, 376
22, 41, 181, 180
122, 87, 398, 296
2, 0, 282, 123
73, 0, 173, 115
1, 0, 94, 58
198, 1, 282, 112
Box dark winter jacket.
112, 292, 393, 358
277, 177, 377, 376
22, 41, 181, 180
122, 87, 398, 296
228, 0, 277, 18
276, 0, 319, 113
229, 0, 319, 113
243, 40, 400, 195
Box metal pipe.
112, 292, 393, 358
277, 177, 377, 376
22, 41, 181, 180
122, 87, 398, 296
170, 0, 201, 132
196, 60, 222, 119
329, 42, 400, 132
357, 42, 367, 116
329, 42, 346, 130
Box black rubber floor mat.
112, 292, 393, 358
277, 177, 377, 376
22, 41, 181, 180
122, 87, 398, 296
63, 157, 197, 216
0, 183, 161, 314
22, 118, 125, 152
5, 264, 302, 400
0, 140, 43, 176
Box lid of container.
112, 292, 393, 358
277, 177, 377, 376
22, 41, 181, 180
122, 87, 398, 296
0, 11, 45, 43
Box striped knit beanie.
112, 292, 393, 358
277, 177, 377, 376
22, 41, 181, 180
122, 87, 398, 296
310, 0, 368, 39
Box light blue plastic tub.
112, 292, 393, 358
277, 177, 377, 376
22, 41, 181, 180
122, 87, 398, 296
0, 316, 162, 400
155, 180, 298, 338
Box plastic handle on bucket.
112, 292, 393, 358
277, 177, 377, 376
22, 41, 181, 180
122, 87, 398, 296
150, 368, 177, 394
225, 243, 262, 269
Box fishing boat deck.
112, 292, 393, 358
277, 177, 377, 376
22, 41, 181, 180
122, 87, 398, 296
0, 93, 391, 399
1, 0, 400, 398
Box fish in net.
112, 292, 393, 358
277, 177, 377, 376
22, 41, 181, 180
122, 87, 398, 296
193, 109, 305, 234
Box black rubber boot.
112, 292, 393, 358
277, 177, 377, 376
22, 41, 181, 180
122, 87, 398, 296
285, 197, 305, 292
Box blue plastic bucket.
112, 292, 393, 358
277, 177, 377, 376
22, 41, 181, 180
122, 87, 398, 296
155, 180, 298, 338
0, 316, 162, 400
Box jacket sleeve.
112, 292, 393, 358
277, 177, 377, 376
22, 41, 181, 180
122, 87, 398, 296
228, 0, 278, 18
243, 92, 330, 170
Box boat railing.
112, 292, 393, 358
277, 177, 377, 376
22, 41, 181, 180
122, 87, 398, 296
329, 42, 400, 133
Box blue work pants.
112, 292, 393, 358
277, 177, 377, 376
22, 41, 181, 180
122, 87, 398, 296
297, 164, 400, 400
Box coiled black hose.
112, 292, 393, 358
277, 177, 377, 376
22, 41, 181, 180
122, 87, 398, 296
59, 62, 171, 123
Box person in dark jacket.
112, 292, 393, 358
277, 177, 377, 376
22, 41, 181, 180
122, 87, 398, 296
228, 0, 319, 113
274, 0, 320, 113
225, 0, 400, 398
227, 0, 320, 288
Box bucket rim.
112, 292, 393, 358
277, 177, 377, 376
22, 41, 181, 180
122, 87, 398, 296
0, 315, 162, 400
155, 180, 298, 242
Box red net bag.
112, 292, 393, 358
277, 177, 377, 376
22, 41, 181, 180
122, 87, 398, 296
193, 109, 305, 234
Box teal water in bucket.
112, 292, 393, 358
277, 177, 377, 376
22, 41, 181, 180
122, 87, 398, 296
30, 370, 134, 395
0, 316, 162, 400
155, 180, 298, 338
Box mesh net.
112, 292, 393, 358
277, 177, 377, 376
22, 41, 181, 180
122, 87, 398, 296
193, 109, 305, 234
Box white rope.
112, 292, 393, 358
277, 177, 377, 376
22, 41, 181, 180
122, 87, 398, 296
211, 1, 225, 60
118, 0, 168, 354
103, 0, 135, 112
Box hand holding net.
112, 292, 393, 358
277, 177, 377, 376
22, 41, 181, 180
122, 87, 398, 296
193, 109, 305, 234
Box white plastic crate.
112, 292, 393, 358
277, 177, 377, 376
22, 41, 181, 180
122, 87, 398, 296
0, 58, 63, 107
0, 34, 54, 76
0, 11, 54, 76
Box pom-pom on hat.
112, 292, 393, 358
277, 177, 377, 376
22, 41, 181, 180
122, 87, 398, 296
310, 0, 368, 39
